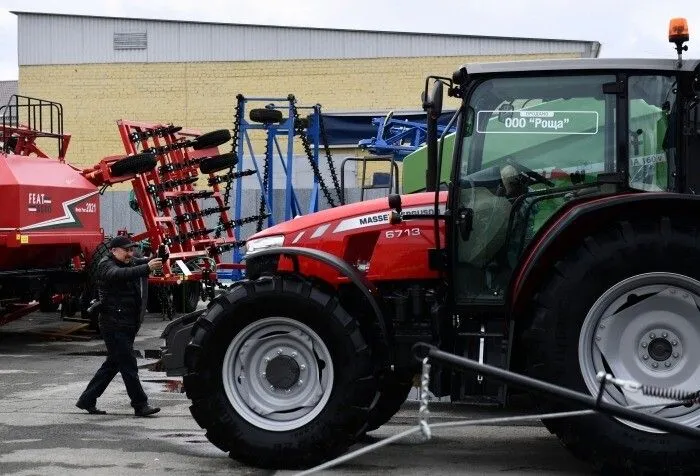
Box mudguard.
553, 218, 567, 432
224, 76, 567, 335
246, 246, 392, 363
160, 308, 206, 376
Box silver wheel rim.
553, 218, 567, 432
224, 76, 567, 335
222, 317, 334, 432
579, 272, 700, 432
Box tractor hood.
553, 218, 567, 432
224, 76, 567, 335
247, 192, 446, 243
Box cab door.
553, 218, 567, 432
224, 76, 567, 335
450, 73, 619, 305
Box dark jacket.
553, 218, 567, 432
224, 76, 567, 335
97, 254, 150, 332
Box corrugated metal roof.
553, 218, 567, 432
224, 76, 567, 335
13, 11, 600, 66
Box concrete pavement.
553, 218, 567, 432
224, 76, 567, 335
0, 311, 593, 475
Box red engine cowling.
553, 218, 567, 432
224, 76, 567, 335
0, 154, 102, 270
247, 192, 447, 285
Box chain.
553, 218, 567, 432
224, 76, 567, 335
419, 357, 432, 441
296, 401, 671, 476
317, 108, 342, 204
215, 94, 244, 239
218, 214, 268, 232
257, 126, 272, 232
288, 94, 336, 208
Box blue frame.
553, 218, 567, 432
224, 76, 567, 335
358, 114, 456, 161
219, 97, 324, 280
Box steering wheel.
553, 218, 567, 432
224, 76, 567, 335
505, 158, 555, 187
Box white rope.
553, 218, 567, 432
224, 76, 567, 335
294, 427, 421, 476
295, 353, 674, 476
418, 357, 431, 440
295, 405, 672, 476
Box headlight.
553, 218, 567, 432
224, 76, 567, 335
245, 235, 285, 254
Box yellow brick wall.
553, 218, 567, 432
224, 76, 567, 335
19, 53, 577, 189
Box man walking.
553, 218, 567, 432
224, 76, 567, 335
76, 236, 163, 417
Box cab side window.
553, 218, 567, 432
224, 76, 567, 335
628, 75, 676, 191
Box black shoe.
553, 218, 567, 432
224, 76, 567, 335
134, 405, 160, 417
76, 401, 107, 415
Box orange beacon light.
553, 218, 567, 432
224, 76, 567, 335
669, 17, 689, 44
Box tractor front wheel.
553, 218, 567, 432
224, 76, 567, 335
182, 275, 379, 469
524, 217, 700, 474
366, 372, 413, 432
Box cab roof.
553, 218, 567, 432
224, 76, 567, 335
459, 58, 700, 77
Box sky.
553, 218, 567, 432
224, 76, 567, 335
0, 0, 699, 81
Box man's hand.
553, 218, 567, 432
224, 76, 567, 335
148, 258, 164, 271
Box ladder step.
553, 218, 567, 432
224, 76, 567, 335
457, 332, 504, 338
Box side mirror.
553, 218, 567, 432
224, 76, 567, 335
423, 80, 444, 192
388, 193, 402, 224
423, 80, 444, 117
388, 193, 402, 213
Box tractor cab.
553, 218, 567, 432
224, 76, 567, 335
418, 22, 700, 309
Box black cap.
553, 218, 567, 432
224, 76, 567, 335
108, 235, 138, 249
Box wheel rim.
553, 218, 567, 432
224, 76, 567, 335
222, 317, 334, 432
579, 272, 700, 432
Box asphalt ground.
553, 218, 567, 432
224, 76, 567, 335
0, 310, 594, 475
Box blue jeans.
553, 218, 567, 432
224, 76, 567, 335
78, 328, 148, 409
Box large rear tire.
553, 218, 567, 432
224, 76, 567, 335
183, 275, 379, 469
524, 217, 700, 474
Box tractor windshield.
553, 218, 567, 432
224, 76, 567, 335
454, 74, 618, 303
461, 74, 617, 183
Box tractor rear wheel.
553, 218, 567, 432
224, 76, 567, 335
182, 275, 379, 469
524, 217, 700, 474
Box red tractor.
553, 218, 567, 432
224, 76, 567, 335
0, 95, 236, 326
161, 19, 700, 474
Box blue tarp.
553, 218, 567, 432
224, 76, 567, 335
319, 111, 457, 146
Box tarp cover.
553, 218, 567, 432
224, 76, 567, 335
320, 111, 456, 146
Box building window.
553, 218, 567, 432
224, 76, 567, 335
113, 32, 147, 50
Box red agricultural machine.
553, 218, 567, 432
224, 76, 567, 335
159, 18, 700, 475
0, 95, 237, 327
